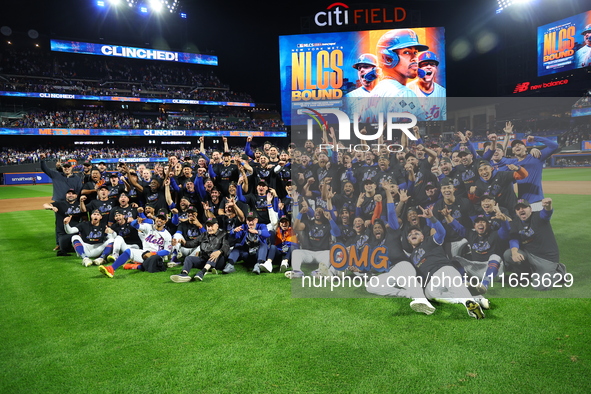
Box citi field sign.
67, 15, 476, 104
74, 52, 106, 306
314, 2, 407, 27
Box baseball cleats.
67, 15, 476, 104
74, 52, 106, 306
194, 270, 206, 281
222, 263, 235, 274
99, 265, 115, 278
285, 270, 304, 279
170, 273, 192, 283
107, 254, 118, 264
465, 300, 485, 320
93, 257, 105, 266
252, 263, 261, 275
260, 259, 273, 273
410, 298, 436, 315
167, 261, 181, 268
475, 296, 490, 310
280, 259, 289, 273
123, 263, 141, 270
82, 257, 93, 267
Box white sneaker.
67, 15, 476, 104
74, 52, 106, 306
280, 259, 289, 273
93, 257, 105, 266
260, 259, 273, 273
475, 296, 490, 310
285, 270, 304, 279
82, 257, 92, 267
167, 261, 181, 268
410, 298, 436, 315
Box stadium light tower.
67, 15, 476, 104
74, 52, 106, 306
149, 0, 163, 12
496, 0, 534, 14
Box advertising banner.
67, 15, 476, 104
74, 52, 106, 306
50, 39, 218, 66
4, 172, 51, 185
537, 10, 591, 76
279, 27, 446, 125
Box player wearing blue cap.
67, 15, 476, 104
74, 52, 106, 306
575, 24, 591, 68
408, 51, 447, 121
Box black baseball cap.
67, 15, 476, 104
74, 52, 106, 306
425, 181, 438, 190
405, 152, 417, 160
514, 198, 531, 210
257, 180, 268, 186
511, 139, 525, 148
66, 188, 77, 194
83, 162, 92, 167
439, 177, 453, 187
97, 184, 109, 190
186, 207, 197, 214
440, 157, 452, 164
62, 162, 72, 167
98, 161, 106, 165
279, 215, 290, 222
457, 151, 471, 157
205, 217, 218, 225
477, 160, 492, 168
109, 173, 118, 178
474, 214, 488, 223
246, 211, 258, 220
480, 192, 496, 201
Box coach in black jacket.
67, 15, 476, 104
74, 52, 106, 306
170, 217, 230, 282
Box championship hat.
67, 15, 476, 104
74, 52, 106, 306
514, 198, 531, 210
425, 181, 438, 190
480, 191, 496, 201
474, 214, 488, 223
457, 150, 471, 157
156, 209, 168, 219
246, 211, 258, 220
440, 157, 452, 164
279, 215, 290, 223
205, 217, 218, 225
477, 159, 492, 168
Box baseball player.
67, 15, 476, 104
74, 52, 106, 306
346, 53, 379, 97
169, 207, 203, 266
64, 209, 114, 267
405, 206, 488, 319
407, 51, 447, 121
99, 212, 172, 278
506, 134, 559, 211
169, 217, 230, 282
503, 198, 567, 290
362, 29, 428, 122
575, 24, 591, 68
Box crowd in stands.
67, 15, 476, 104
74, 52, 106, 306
0, 48, 253, 102
3, 109, 286, 131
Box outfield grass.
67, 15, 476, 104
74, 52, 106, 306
0, 185, 590, 393
542, 168, 591, 182
0, 184, 53, 199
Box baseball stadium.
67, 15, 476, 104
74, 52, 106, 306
1, 0, 590, 393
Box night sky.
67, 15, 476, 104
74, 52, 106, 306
1, 0, 588, 105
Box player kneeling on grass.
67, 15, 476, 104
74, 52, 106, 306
65, 209, 114, 267
170, 217, 230, 282
503, 198, 567, 290
448, 207, 511, 295
406, 206, 488, 319
99, 213, 172, 278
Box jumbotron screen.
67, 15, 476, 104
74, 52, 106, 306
537, 10, 591, 77
279, 27, 446, 125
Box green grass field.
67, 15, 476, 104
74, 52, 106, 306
0, 172, 590, 393
542, 167, 591, 181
